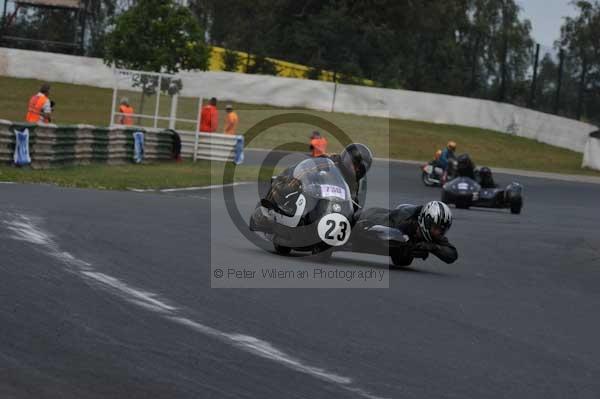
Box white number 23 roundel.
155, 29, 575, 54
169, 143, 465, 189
317, 214, 351, 246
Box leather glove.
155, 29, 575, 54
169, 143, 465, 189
410, 242, 433, 259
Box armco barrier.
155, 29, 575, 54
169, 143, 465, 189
178, 130, 244, 164
0, 119, 179, 168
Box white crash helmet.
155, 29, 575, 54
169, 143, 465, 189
418, 201, 453, 242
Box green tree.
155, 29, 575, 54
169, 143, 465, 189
532, 53, 560, 112
191, 0, 536, 102
193, 0, 283, 72
456, 0, 534, 101
290, 1, 364, 82
103, 0, 209, 73
103, 0, 209, 122
305, 67, 322, 80
85, 0, 119, 57
1, 5, 78, 53
247, 56, 279, 75
222, 49, 241, 72
559, 0, 600, 120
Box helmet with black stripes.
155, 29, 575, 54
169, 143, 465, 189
418, 201, 453, 242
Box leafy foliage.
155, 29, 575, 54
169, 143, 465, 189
193, 0, 534, 94
247, 56, 279, 75
103, 0, 208, 73
222, 49, 241, 72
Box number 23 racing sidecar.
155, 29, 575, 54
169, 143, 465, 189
249, 158, 453, 266
249, 157, 355, 258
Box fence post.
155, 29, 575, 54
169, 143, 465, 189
110, 65, 118, 125
193, 132, 199, 162
331, 82, 338, 113
193, 97, 202, 162
153, 75, 162, 128
169, 94, 178, 130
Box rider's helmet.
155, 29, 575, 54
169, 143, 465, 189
340, 143, 373, 180
434, 149, 442, 160
447, 141, 457, 152
456, 153, 475, 177
418, 201, 453, 242
479, 166, 493, 185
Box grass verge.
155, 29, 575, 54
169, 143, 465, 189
0, 160, 264, 191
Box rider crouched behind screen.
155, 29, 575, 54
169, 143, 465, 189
264, 143, 373, 215
353, 201, 458, 264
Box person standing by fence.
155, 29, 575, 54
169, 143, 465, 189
199, 97, 219, 132
224, 104, 239, 134
118, 98, 134, 125
25, 83, 52, 123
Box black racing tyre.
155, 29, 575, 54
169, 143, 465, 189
311, 246, 333, 263
455, 198, 470, 209
441, 190, 450, 204
274, 244, 292, 255
510, 199, 522, 215
390, 251, 414, 268
422, 171, 437, 187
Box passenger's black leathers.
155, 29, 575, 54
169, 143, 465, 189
353, 205, 458, 264
479, 173, 498, 189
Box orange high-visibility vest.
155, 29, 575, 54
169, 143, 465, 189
310, 137, 328, 157
26, 93, 49, 123
199, 105, 218, 132
224, 111, 239, 134
119, 105, 134, 125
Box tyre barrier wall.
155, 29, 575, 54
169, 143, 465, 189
0, 119, 178, 169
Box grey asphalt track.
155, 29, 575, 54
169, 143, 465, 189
1, 154, 600, 399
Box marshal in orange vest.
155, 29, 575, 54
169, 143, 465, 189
119, 98, 135, 126
26, 93, 50, 123
310, 132, 328, 157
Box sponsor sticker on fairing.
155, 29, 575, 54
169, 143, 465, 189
320, 184, 346, 200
